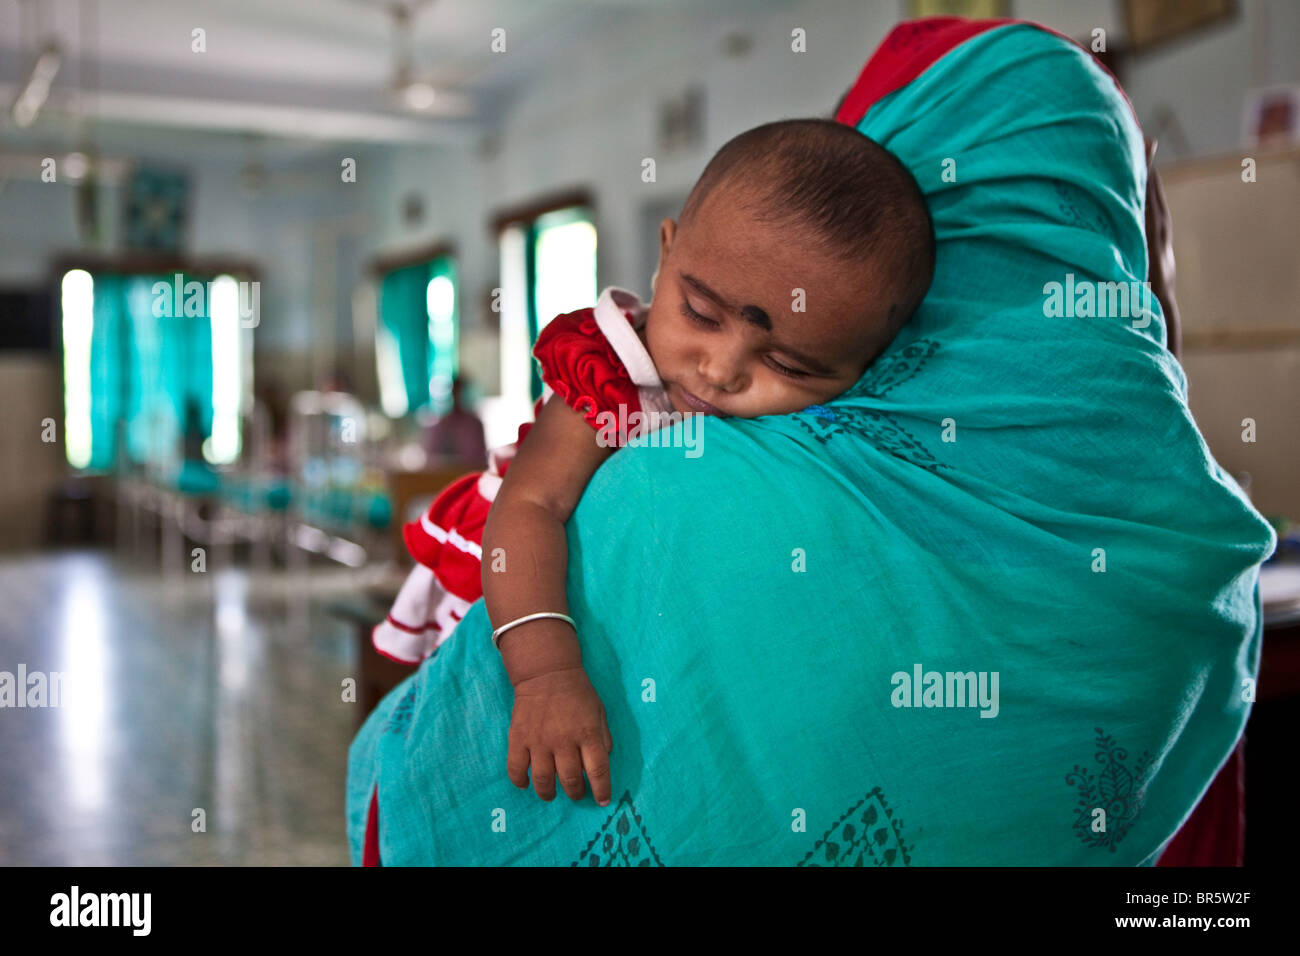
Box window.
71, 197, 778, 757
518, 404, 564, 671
375, 253, 459, 418
60, 267, 254, 472
60, 270, 94, 469
491, 198, 597, 446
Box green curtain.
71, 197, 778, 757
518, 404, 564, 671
86, 274, 127, 470
168, 274, 213, 466
122, 276, 168, 465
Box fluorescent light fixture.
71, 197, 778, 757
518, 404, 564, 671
10, 42, 62, 128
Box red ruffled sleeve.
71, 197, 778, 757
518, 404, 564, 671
531, 308, 642, 431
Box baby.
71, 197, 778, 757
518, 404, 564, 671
376, 117, 935, 808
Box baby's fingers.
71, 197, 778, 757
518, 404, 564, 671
581, 739, 612, 807
554, 747, 587, 803
507, 742, 532, 790
530, 749, 557, 801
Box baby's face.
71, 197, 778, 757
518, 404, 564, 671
644, 187, 898, 418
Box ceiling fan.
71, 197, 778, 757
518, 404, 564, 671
348, 0, 472, 115
390, 2, 438, 111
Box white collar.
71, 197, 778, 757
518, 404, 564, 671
592, 286, 663, 389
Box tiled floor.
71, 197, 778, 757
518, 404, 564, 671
0, 549, 373, 865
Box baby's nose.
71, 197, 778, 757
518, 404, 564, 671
699, 357, 745, 393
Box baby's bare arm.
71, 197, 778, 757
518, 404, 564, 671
482, 395, 615, 684
483, 396, 618, 804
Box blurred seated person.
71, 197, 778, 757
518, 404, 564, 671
425, 376, 488, 469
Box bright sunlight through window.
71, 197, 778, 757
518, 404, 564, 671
203, 275, 242, 464
61, 269, 94, 469
533, 216, 597, 334
427, 274, 456, 409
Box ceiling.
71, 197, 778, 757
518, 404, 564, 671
0, 0, 794, 167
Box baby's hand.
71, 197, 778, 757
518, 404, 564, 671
506, 665, 613, 806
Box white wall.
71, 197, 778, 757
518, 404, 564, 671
0, 175, 89, 285
1106, 0, 1300, 159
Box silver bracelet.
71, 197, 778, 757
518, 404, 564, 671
491, 611, 576, 650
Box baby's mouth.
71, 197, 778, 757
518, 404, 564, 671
672, 382, 724, 416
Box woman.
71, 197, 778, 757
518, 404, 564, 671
348, 18, 1270, 867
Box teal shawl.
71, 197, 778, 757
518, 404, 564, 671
347, 23, 1274, 865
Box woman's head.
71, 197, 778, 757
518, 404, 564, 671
646, 118, 934, 418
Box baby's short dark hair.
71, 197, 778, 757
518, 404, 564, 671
679, 118, 936, 337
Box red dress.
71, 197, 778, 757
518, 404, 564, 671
372, 286, 674, 664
